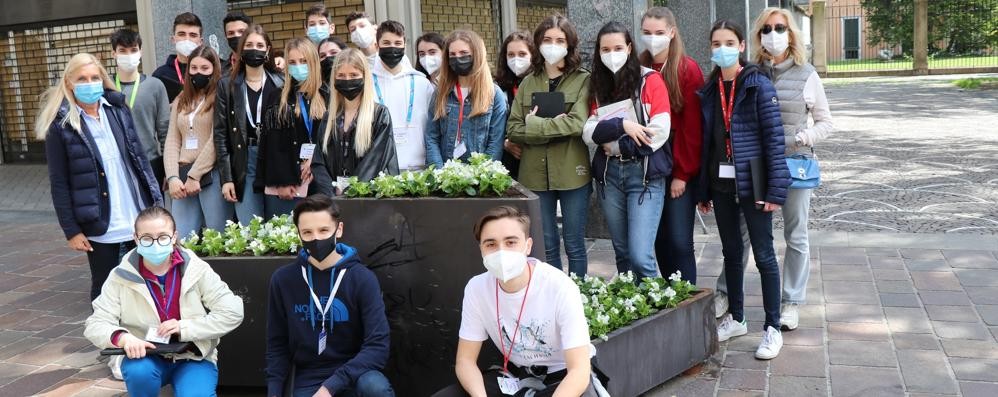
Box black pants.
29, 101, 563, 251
86, 240, 136, 301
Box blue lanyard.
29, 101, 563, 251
145, 265, 179, 319
306, 263, 337, 330
373, 75, 415, 124
298, 93, 313, 142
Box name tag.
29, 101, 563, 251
719, 163, 736, 179
336, 176, 350, 196
497, 376, 520, 395
299, 143, 317, 160
317, 328, 327, 355
453, 141, 468, 159
145, 327, 169, 344
184, 137, 198, 150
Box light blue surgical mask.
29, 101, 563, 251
137, 241, 174, 265
289, 64, 309, 82
711, 45, 741, 68
307, 25, 330, 43
73, 81, 105, 105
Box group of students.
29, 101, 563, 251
39, 2, 833, 395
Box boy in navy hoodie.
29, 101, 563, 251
266, 195, 394, 397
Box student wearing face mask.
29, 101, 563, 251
266, 195, 394, 397
371, 20, 434, 171
38, 53, 163, 302
432, 206, 607, 397
346, 11, 379, 64
305, 3, 335, 45
637, 7, 705, 285
222, 11, 252, 73
506, 14, 592, 277
696, 19, 790, 360
109, 29, 172, 193
84, 207, 244, 397
256, 38, 327, 216
153, 13, 203, 102
582, 22, 672, 280
311, 48, 398, 196
424, 29, 507, 168
215, 24, 285, 225
494, 31, 535, 179
318, 37, 347, 86
164, 46, 233, 239
415, 32, 445, 84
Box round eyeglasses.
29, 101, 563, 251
138, 234, 174, 247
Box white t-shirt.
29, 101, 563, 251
459, 259, 592, 372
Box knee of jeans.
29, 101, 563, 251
121, 356, 161, 385
356, 371, 393, 397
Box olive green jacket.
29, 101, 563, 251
506, 69, 592, 191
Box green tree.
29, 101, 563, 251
861, 0, 998, 56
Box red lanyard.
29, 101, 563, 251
496, 263, 533, 374
174, 58, 185, 84
718, 67, 741, 160
512, 86, 518, 98
455, 81, 466, 143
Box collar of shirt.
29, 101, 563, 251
75, 97, 112, 118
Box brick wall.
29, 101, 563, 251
516, 1, 566, 33
420, 0, 500, 64
229, 0, 365, 53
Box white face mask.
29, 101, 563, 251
539, 44, 568, 65
641, 34, 671, 57
482, 249, 528, 283
419, 54, 442, 75
175, 39, 198, 57
600, 50, 629, 74
761, 31, 790, 57
507, 56, 531, 76
350, 27, 376, 49
116, 53, 142, 72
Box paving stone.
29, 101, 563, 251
33, 323, 80, 339
905, 260, 951, 272
920, 291, 973, 306
0, 336, 46, 361
823, 281, 879, 304
932, 321, 992, 340
820, 253, 867, 265
771, 346, 826, 377
873, 269, 910, 281
950, 358, 998, 382
797, 304, 825, 328
897, 349, 960, 394
9, 337, 91, 366
718, 368, 767, 391
725, 331, 766, 352
0, 365, 78, 396
723, 350, 770, 371
9, 315, 68, 333
956, 269, 998, 287
0, 362, 37, 388
822, 265, 873, 281
829, 340, 897, 367
892, 332, 941, 350
0, 330, 32, 349
69, 386, 127, 397
825, 304, 883, 323
781, 327, 823, 346
911, 271, 964, 291
37, 377, 96, 396
876, 279, 916, 294
885, 307, 933, 333
880, 293, 922, 307
925, 305, 980, 322
828, 322, 890, 341
943, 251, 998, 269
829, 365, 905, 397
941, 340, 998, 360
977, 305, 998, 326
960, 381, 998, 397
866, 248, 900, 257
900, 249, 945, 261
769, 375, 827, 397
715, 389, 765, 397
965, 287, 998, 305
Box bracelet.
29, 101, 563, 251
166, 176, 180, 183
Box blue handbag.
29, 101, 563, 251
786, 154, 820, 189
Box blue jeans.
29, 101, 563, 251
599, 159, 665, 279
173, 170, 235, 239
711, 190, 781, 330
265, 194, 298, 219
655, 177, 697, 283
292, 370, 395, 397
235, 145, 265, 225
121, 356, 217, 397
535, 183, 591, 276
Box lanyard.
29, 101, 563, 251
114, 74, 141, 108
173, 58, 184, 84
145, 265, 179, 319
373, 75, 416, 124
718, 67, 741, 161
188, 97, 205, 130
243, 73, 267, 129
298, 93, 314, 142
496, 263, 533, 374
302, 265, 347, 331
455, 81, 466, 144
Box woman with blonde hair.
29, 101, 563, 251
424, 29, 507, 168
255, 38, 327, 216
39, 53, 162, 301
311, 47, 397, 196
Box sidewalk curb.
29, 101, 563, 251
694, 230, 998, 251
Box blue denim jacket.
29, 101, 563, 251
424, 83, 508, 168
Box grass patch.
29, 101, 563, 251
828, 56, 998, 72
953, 77, 998, 89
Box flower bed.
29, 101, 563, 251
345, 153, 515, 198
181, 215, 300, 257
574, 271, 697, 341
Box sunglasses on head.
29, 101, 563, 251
762, 24, 788, 34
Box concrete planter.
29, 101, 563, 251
593, 289, 718, 397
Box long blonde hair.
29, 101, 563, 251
638, 7, 689, 112
34, 53, 116, 140
278, 38, 326, 122
751, 7, 807, 66
433, 30, 495, 120
322, 48, 376, 157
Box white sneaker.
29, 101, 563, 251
717, 314, 748, 342
714, 292, 729, 319
781, 303, 799, 331
108, 354, 124, 380
755, 326, 783, 360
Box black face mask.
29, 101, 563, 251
335, 78, 364, 101
302, 230, 337, 262
241, 49, 268, 68
379, 47, 406, 69
321, 57, 336, 82
227, 36, 242, 51
190, 73, 211, 90
450, 55, 474, 76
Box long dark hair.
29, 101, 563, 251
229, 24, 278, 83
494, 30, 534, 94
638, 7, 689, 112
707, 19, 748, 82
589, 22, 642, 107
531, 13, 582, 75
414, 32, 445, 78
177, 45, 220, 114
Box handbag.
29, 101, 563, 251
179, 164, 214, 187
786, 153, 820, 189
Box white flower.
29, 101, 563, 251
669, 271, 682, 282
581, 294, 589, 305
618, 271, 635, 284
596, 313, 610, 325
664, 287, 676, 299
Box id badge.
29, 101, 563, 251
336, 176, 350, 196
453, 141, 468, 159
299, 143, 317, 160
394, 127, 411, 146
317, 328, 327, 355
184, 137, 198, 150
719, 162, 736, 179
145, 327, 169, 344
497, 376, 521, 395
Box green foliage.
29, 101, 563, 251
181, 215, 300, 257
343, 153, 513, 198
370, 173, 407, 198
344, 177, 372, 197
573, 271, 696, 340
861, 0, 998, 56
954, 77, 998, 89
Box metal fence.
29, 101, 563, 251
824, 1, 912, 72
925, 0, 998, 70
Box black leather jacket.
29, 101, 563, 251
311, 103, 399, 196
213, 69, 284, 201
